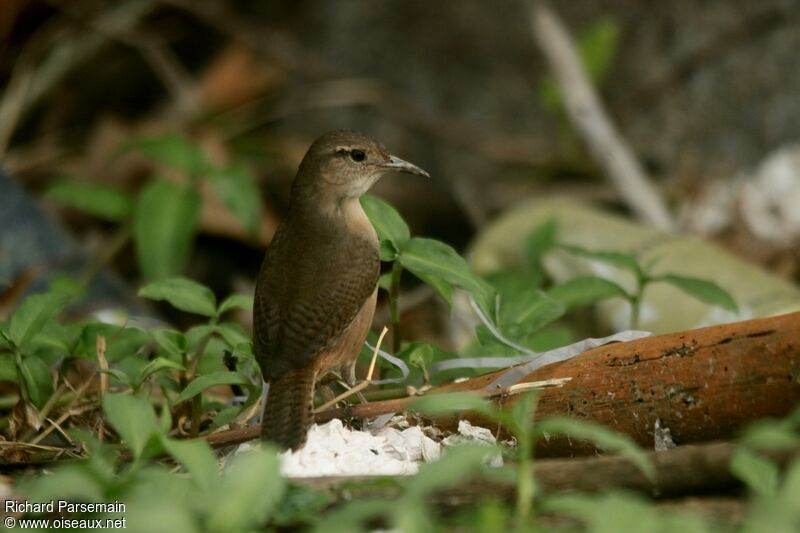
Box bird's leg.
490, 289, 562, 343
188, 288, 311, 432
314, 326, 387, 413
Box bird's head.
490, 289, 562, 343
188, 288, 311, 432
293, 130, 429, 202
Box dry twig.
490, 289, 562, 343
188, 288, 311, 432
529, 1, 674, 231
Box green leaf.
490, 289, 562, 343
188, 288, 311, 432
0, 354, 18, 382
98, 368, 132, 387
412, 269, 454, 308
312, 500, 394, 533
560, 244, 643, 278
46, 180, 134, 221
103, 393, 160, 459
218, 293, 254, 315
548, 276, 630, 309
175, 371, 251, 404
160, 436, 218, 492
124, 134, 212, 175
406, 445, 492, 501
412, 392, 498, 420
151, 329, 188, 358
542, 492, 666, 533
77, 323, 149, 362
9, 291, 70, 349
139, 277, 217, 317
535, 417, 654, 480
739, 419, 800, 450
19, 355, 53, 408
400, 237, 495, 319
500, 290, 565, 339
207, 163, 262, 236
133, 179, 201, 281
525, 218, 558, 267
207, 447, 286, 531
730, 447, 779, 498
186, 324, 216, 349
580, 17, 621, 84
361, 194, 411, 252
136, 357, 185, 387
654, 274, 738, 312
215, 322, 250, 349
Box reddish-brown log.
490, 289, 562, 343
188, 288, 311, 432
206, 312, 800, 455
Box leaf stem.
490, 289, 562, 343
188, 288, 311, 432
389, 261, 403, 354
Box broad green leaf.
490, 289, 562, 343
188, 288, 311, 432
0, 354, 18, 382
17, 463, 105, 504
560, 244, 643, 277
406, 444, 494, 500
29, 321, 83, 354
655, 274, 738, 312
9, 291, 70, 349
405, 343, 434, 371
548, 276, 630, 309
98, 368, 132, 387
525, 218, 558, 267
124, 134, 212, 175
218, 293, 253, 315
411, 392, 498, 420
207, 447, 285, 531
186, 324, 216, 349
151, 329, 188, 358
77, 324, 149, 362
400, 237, 495, 319
535, 417, 654, 480
139, 277, 217, 317
211, 405, 243, 428
136, 357, 185, 387
103, 393, 160, 459
19, 355, 53, 408
361, 194, 411, 252
501, 290, 565, 338
542, 492, 667, 533
46, 180, 134, 221
175, 371, 251, 404
312, 500, 394, 533
731, 447, 779, 498
412, 269, 454, 308
207, 164, 261, 236
133, 179, 201, 281
739, 419, 800, 450
215, 322, 249, 349
160, 436, 218, 492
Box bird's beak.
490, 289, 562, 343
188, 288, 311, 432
382, 155, 430, 178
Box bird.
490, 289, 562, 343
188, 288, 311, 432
253, 130, 430, 451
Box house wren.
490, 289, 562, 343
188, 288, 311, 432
254, 130, 429, 451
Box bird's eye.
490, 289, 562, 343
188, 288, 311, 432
350, 149, 366, 162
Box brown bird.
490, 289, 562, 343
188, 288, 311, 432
254, 130, 429, 451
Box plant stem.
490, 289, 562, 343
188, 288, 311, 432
630, 275, 647, 330
186, 321, 216, 438
389, 261, 403, 354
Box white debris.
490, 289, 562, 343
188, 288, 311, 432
442, 420, 504, 467
654, 418, 677, 452
279, 419, 438, 477
273, 418, 502, 477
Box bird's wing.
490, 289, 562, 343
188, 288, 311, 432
254, 232, 379, 380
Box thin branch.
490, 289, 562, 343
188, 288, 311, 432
529, 1, 675, 232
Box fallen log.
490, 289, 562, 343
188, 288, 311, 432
206, 312, 800, 455
296, 440, 798, 498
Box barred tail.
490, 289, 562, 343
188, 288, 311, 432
261, 368, 316, 451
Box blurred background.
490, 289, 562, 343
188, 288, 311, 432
2, 0, 799, 345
